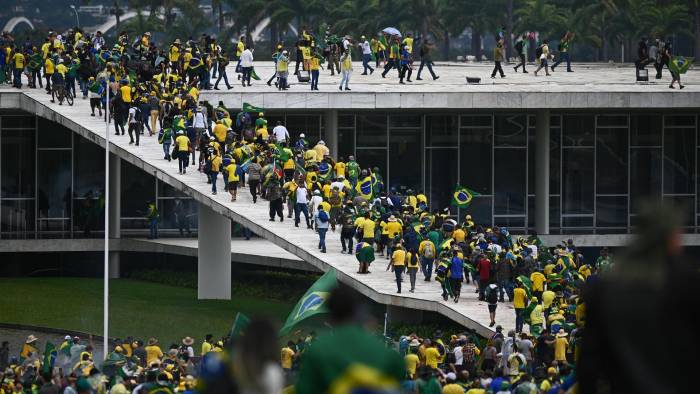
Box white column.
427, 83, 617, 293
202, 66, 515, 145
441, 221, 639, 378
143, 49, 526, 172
535, 109, 550, 235
324, 110, 338, 160
108, 154, 121, 279
197, 202, 231, 299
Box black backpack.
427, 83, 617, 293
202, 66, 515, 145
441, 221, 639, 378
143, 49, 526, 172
515, 40, 524, 53
535, 45, 543, 59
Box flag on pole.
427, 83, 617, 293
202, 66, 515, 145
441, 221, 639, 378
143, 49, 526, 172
669, 56, 694, 75
42, 342, 57, 374
229, 312, 251, 339
280, 269, 338, 336
516, 275, 533, 298
451, 185, 480, 208
242, 102, 264, 113
356, 176, 374, 200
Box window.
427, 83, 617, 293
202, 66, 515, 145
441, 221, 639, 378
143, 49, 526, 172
425, 115, 457, 147
38, 118, 72, 148
427, 149, 458, 210
630, 114, 662, 146
285, 115, 321, 143
562, 149, 594, 214
1, 130, 35, 198
630, 148, 662, 213
121, 161, 156, 218
494, 114, 527, 147
389, 128, 422, 192
494, 149, 526, 214
357, 114, 387, 147
596, 196, 628, 227
596, 128, 628, 194
460, 128, 492, 195
663, 128, 695, 195
37, 150, 72, 219
74, 135, 105, 196
562, 115, 594, 147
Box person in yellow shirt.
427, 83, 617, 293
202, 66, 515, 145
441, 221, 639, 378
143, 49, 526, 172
200, 335, 213, 356
334, 159, 346, 178
357, 212, 375, 244
309, 52, 321, 90
280, 341, 296, 377
224, 159, 240, 202
530, 269, 546, 301
513, 282, 528, 333
405, 248, 419, 293
11, 50, 25, 88
529, 297, 545, 336
119, 80, 132, 104
452, 225, 466, 243
424, 341, 440, 370
402, 33, 414, 54
144, 338, 163, 366
554, 329, 569, 362
387, 243, 406, 293
404, 347, 420, 379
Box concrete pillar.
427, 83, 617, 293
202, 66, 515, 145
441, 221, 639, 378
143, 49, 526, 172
324, 110, 338, 160
108, 154, 121, 279
197, 202, 232, 299
535, 109, 550, 235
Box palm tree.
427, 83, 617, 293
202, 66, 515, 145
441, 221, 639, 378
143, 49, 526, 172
514, 0, 567, 40
645, 3, 692, 39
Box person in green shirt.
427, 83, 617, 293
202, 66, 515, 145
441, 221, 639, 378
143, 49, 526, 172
551, 31, 574, 72
381, 36, 400, 78
146, 201, 159, 239
295, 288, 405, 394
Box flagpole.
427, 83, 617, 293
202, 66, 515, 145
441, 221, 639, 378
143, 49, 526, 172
103, 80, 110, 359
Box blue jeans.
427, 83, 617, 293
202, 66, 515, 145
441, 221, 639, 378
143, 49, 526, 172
78, 77, 88, 97
515, 308, 525, 333
211, 61, 218, 78
417, 59, 437, 79
498, 279, 514, 301
242, 227, 251, 240
295, 203, 310, 226
13, 68, 22, 88
421, 257, 434, 280
215, 70, 230, 88
340, 71, 350, 89
66, 76, 76, 97
163, 141, 171, 159
311, 70, 319, 89
552, 52, 571, 71
318, 227, 327, 251
362, 54, 374, 74
149, 218, 158, 239
210, 172, 218, 193
394, 266, 405, 292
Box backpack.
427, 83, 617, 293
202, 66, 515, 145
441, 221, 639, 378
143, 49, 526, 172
318, 210, 329, 223
423, 242, 435, 259
203, 160, 213, 174
515, 40, 524, 53
557, 42, 563, 51
486, 285, 498, 304
535, 45, 543, 59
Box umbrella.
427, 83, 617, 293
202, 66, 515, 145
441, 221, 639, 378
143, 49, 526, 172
382, 27, 402, 37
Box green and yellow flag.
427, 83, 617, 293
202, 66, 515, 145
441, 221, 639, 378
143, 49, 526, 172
280, 269, 338, 336
669, 56, 694, 75
42, 342, 57, 374
242, 102, 264, 113
230, 312, 251, 339
452, 185, 480, 208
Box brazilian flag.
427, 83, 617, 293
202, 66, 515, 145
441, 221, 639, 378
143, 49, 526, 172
242, 102, 264, 113
669, 56, 694, 75
356, 176, 374, 200
280, 269, 338, 336
41, 342, 57, 374
229, 312, 251, 339
250, 67, 261, 80
516, 275, 533, 299
318, 160, 334, 182
451, 185, 479, 208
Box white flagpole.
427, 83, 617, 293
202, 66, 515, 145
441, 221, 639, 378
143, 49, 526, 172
103, 79, 110, 359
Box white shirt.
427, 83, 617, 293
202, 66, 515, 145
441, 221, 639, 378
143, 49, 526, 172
360, 41, 371, 55
240, 49, 254, 67
528, 244, 538, 259
273, 125, 290, 142
193, 111, 206, 128
295, 187, 308, 204
342, 39, 351, 51
310, 195, 323, 213
128, 107, 138, 123
330, 181, 345, 192
453, 346, 463, 366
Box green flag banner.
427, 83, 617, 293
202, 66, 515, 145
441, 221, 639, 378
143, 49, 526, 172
669, 56, 694, 75
451, 185, 480, 208
516, 275, 533, 299
280, 269, 338, 336
242, 102, 264, 113
230, 312, 251, 339
42, 342, 57, 374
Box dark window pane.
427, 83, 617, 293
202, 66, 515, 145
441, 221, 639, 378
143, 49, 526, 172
337, 128, 355, 160
74, 135, 105, 196
664, 115, 696, 127
551, 128, 561, 193
528, 196, 535, 229
630, 148, 662, 213
494, 114, 527, 147
427, 149, 458, 211
562, 148, 594, 214
596, 196, 628, 227
425, 115, 457, 147
357, 114, 387, 147
663, 128, 695, 194
664, 196, 694, 227
630, 114, 662, 146
460, 128, 492, 195
37, 219, 71, 238
460, 115, 492, 128
2, 116, 34, 128
389, 129, 422, 192
355, 149, 387, 189
596, 128, 628, 194
121, 161, 156, 217
158, 180, 189, 198
73, 197, 104, 237
38, 117, 72, 148
528, 128, 535, 193
597, 115, 628, 127
37, 150, 72, 219
338, 114, 355, 128
528, 115, 535, 128
1, 129, 35, 198
389, 115, 421, 128
562, 216, 593, 228
550, 196, 560, 229
285, 115, 321, 142
465, 196, 491, 227
1, 199, 35, 235
159, 199, 198, 230
494, 148, 526, 214
494, 216, 525, 229
550, 115, 561, 127
563, 115, 594, 147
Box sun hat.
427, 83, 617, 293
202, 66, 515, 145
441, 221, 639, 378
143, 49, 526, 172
556, 329, 568, 337
409, 339, 420, 347
26, 335, 38, 344
547, 367, 557, 375
388, 215, 397, 222
147, 337, 158, 346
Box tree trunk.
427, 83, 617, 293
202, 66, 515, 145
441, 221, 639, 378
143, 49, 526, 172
694, 6, 700, 62
114, 0, 121, 31
472, 28, 482, 61
442, 29, 450, 61
421, 19, 428, 42
505, 0, 514, 59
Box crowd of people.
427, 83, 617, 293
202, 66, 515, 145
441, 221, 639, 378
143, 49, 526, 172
0, 26, 632, 394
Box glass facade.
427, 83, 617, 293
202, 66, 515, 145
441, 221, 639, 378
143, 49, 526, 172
1, 110, 699, 238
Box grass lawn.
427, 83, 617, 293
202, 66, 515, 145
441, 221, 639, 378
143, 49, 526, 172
0, 277, 294, 346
